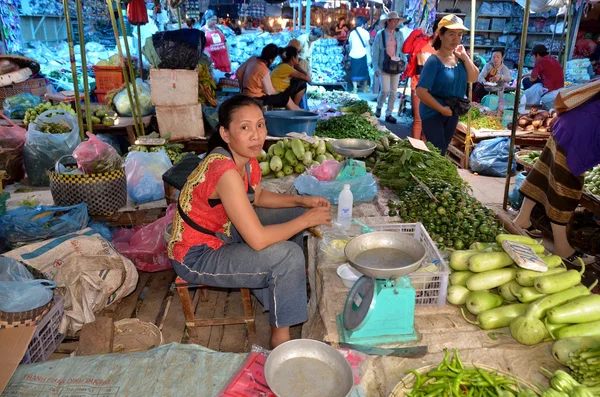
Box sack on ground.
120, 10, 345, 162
73, 131, 123, 174
469, 137, 516, 177
125, 150, 173, 204
2, 229, 139, 333
23, 109, 80, 186
0, 203, 89, 247
112, 204, 175, 272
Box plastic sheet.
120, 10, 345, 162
0, 203, 89, 246
125, 150, 172, 204
152, 29, 206, 70
73, 132, 123, 174
217, 345, 274, 397
0, 257, 55, 313
2, 93, 43, 119
469, 137, 516, 177
294, 173, 378, 204
112, 204, 175, 272
23, 109, 81, 186
509, 171, 527, 209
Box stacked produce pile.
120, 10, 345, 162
258, 137, 343, 178
554, 336, 600, 387
23, 102, 76, 127
584, 166, 600, 198
517, 151, 541, 167
315, 114, 385, 141
310, 39, 345, 84
459, 107, 505, 131
128, 133, 194, 164
512, 109, 557, 133
448, 234, 599, 351
228, 31, 296, 70
306, 86, 358, 105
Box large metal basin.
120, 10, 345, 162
344, 231, 426, 279
265, 339, 354, 397
331, 138, 377, 158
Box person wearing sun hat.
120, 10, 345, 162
372, 11, 407, 124
416, 14, 479, 155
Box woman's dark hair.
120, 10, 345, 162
208, 95, 263, 152
259, 44, 280, 62
432, 27, 448, 50
491, 48, 505, 57
432, 17, 442, 35
280, 46, 299, 63
355, 16, 367, 28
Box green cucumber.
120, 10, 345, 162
466, 291, 504, 315
468, 252, 514, 273
466, 268, 517, 291
534, 263, 585, 294
515, 268, 566, 287
496, 234, 538, 245
449, 250, 486, 271
547, 294, 600, 324
462, 303, 528, 330
449, 271, 474, 286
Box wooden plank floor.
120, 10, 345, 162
51, 269, 302, 359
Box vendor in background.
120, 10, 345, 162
473, 48, 512, 103
512, 85, 600, 266
334, 17, 347, 36
201, 10, 232, 75
297, 28, 323, 79
416, 14, 479, 155
271, 46, 311, 105
402, 17, 440, 141
169, 95, 331, 349
185, 18, 196, 28
522, 45, 564, 108
236, 44, 302, 110
372, 12, 407, 124
348, 16, 371, 94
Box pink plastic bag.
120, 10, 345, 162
73, 131, 123, 174
307, 160, 342, 182
0, 113, 26, 149
217, 346, 275, 397
112, 204, 175, 272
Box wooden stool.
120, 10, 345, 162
174, 277, 256, 334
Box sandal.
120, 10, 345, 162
523, 224, 543, 238
561, 250, 596, 266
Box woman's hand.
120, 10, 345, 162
300, 196, 331, 209
301, 206, 332, 228
440, 106, 453, 117
453, 45, 469, 62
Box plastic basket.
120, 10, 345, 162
92, 65, 124, 92
0, 78, 47, 104
21, 295, 65, 364
94, 90, 108, 104
368, 223, 449, 307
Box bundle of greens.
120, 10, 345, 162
338, 100, 371, 115
371, 139, 465, 191
315, 114, 385, 141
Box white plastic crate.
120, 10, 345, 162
369, 223, 449, 307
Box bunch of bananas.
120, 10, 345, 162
24, 102, 76, 126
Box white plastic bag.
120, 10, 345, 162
125, 150, 173, 204
524, 83, 548, 106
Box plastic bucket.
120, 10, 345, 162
265, 110, 319, 137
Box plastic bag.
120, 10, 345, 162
125, 150, 173, 204
318, 223, 351, 264
2, 93, 43, 119
73, 132, 123, 174
95, 133, 123, 156
524, 83, 548, 106
0, 203, 89, 246
469, 137, 517, 177
112, 204, 175, 272
509, 171, 527, 209
217, 345, 275, 397
0, 113, 26, 149
294, 173, 378, 204
307, 160, 343, 181
0, 257, 55, 313
113, 78, 154, 117
23, 109, 81, 186
152, 29, 206, 70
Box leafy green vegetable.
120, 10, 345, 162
315, 114, 384, 141
338, 100, 372, 115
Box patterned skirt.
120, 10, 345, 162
519, 136, 584, 225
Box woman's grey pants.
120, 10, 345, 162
172, 207, 308, 329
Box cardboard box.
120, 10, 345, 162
0, 326, 37, 394
150, 68, 199, 107
156, 103, 205, 142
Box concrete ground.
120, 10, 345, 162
356, 90, 413, 139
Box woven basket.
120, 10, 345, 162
0, 264, 53, 329
515, 150, 540, 171
48, 157, 127, 216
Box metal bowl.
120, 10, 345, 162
265, 339, 354, 397
344, 231, 427, 279
331, 138, 377, 158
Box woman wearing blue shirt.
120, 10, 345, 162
416, 15, 479, 155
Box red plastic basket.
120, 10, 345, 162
94, 90, 108, 104
93, 65, 124, 92
21, 296, 65, 364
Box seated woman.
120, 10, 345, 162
271, 46, 310, 105
473, 48, 512, 102
168, 95, 332, 348
236, 44, 302, 110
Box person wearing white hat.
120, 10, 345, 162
416, 14, 479, 155
372, 11, 407, 124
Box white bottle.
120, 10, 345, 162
337, 184, 353, 230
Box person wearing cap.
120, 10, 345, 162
372, 12, 407, 124
297, 28, 323, 80
416, 14, 479, 155
523, 44, 564, 107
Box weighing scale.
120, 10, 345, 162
336, 231, 426, 346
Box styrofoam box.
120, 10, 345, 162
156, 103, 205, 142
150, 68, 199, 107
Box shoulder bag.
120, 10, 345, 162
381, 30, 405, 75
